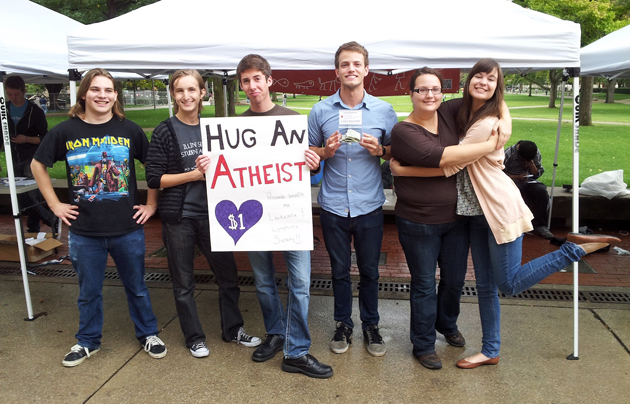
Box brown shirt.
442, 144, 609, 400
391, 99, 462, 224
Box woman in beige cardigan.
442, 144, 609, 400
391, 58, 620, 369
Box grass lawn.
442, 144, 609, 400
3, 93, 628, 186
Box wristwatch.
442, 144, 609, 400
380, 145, 387, 157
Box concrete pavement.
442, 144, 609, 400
1, 275, 628, 403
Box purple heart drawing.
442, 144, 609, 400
215, 200, 263, 245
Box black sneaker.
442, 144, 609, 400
143, 335, 167, 359
252, 334, 284, 362
363, 325, 386, 357
190, 342, 209, 358
329, 321, 352, 354
232, 327, 262, 347
62, 344, 99, 367
282, 354, 333, 379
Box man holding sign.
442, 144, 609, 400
308, 42, 398, 357
237, 54, 333, 379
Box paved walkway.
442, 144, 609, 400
0, 278, 628, 403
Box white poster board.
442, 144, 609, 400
201, 115, 313, 252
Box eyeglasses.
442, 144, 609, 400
412, 87, 443, 95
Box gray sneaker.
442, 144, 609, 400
363, 325, 386, 357
534, 226, 554, 239
330, 321, 352, 354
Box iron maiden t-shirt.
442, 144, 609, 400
34, 117, 149, 237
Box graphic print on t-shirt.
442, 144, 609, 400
65, 135, 131, 203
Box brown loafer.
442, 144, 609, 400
566, 233, 621, 245
456, 356, 499, 369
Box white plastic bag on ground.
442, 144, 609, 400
579, 170, 630, 199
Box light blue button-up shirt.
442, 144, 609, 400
308, 90, 398, 218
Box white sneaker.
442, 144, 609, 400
232, 327, 262, 347
190, 342, 209, 358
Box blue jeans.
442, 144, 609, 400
470, 215, 587, 358
248, 250, 311, 359
469, 216, 501, 358
320, 208, 383, 330
396, 216, 469, 356
68, 228, 158, 350
162, 218, 243, 347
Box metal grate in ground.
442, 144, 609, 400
1, 265, 628, 305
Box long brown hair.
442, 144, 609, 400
169, 69, 205, 115
456, 58, 504, 136
69, 68, 125, 120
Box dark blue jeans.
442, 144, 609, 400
162, 218, 244, 347
396, 216, 469, 356
68, 228, 158, 350
320, 208, 383, 330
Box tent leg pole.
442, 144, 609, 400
0, 75, 35, 321
166, 79, 173, 117
568, 72, 580, 360
548, 73, 568, 229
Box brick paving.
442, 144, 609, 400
4, 213, 629, 288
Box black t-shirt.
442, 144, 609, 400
34, 116, 148, 236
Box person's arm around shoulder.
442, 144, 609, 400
389, 158, 444, 178
438, 136, 497, 168
491, 101, 512, 150
31, 158, 78, 226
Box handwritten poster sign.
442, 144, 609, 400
201, 115, 313, 252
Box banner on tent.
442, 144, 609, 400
270, 69, 460, 96
201, 115, 313, 252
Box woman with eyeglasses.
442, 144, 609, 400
391, 59, 620, 370
390, 67, 511, 370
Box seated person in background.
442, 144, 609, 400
503, 140, 553, 239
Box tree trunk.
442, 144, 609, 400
605, 79, 617, 104
227, 80, 236, 116
579, 76, 593, 126
548, 70, 560, 108
271, 92, 278, 102
213, 77, 226, 117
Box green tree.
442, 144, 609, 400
33, 0, 160, 108
32, 0, 159, 24
514, 0, 630, 125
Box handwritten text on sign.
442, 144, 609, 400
201, 115, 313, 252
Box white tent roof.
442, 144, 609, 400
0, 0, 82, 83
580, 25, 630, 79
68, 0, 580, 74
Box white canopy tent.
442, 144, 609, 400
68, 0, 580, 73
0, 0, 85, 321
0, 0, 82, 83
66, 0, 585, 356
581, 24, 630, 79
